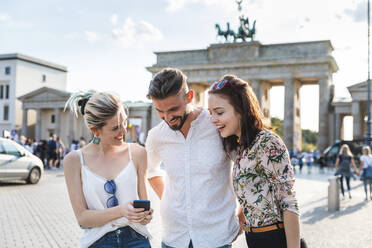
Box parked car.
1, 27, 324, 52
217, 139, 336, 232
323, 139, 368, 166
0, 138, 44, 184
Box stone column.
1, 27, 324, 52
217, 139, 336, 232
68, 112, 75, 145
189, 83, 208, 107
334, 113, 341, 141
250, 79, 271, 125
35, 108, 41, 140
340, 115, 345, 140
283, 78, 302, 151
352, 101, 362, 139
55, 108, 61, 137
21, 107, 28, 137
318, 77, 332, 152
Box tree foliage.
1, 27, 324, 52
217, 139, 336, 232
270, 118, 318, 151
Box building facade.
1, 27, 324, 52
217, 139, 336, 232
147, 41, 338, 151
0, 53, 67, 137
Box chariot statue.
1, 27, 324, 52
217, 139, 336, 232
215, 0, 256, 42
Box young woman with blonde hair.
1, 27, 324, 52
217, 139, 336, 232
63, 91, 152, 248
334, 144, 359, 200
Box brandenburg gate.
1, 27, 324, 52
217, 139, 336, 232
147, 40, 338, 152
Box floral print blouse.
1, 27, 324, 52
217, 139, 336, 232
232, 130, 299, 228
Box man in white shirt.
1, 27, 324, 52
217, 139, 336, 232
146, 68, 240, 248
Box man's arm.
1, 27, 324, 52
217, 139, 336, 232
145, 130, 164, 199
148, 176, 164, 199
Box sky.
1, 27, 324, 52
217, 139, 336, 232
0, 0, 368, 135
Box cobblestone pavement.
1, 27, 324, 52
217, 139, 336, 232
0, 166, 371, 248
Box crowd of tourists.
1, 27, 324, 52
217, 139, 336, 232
289, 146, 372, 201
10, 134, 87, 170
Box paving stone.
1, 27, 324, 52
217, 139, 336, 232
0, 167, 371, 248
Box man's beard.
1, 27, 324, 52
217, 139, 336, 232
165, 111, 190, 131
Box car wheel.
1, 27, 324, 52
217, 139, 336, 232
27, 167, 41, 184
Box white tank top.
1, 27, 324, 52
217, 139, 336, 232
77, 144, 151, 248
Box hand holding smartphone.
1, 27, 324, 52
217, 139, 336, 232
133, 200, 151, 211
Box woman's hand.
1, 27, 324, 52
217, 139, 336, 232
139, 209, 153, 225
119, 201, 148, 223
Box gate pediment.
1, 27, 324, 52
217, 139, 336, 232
347, 81, 372, 101
18, 87, 71, 109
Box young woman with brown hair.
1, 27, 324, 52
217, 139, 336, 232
208, 75, 301, 248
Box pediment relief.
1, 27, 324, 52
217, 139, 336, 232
347, 81, 369, 93
26, 92, 67, 102
19, 87, 71, 103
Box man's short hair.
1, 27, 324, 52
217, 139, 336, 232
147, 68, 188, 99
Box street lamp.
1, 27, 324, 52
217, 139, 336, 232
366, 0, 372, 145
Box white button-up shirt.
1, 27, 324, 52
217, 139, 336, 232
146, 109, 240, 248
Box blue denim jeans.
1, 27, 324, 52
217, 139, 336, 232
90, 226, 151, 248
161, 241, 231, 248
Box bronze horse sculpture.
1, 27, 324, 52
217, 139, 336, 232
215, 16, 256, 42
215, 23, 235, 42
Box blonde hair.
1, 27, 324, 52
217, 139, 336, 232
339, 144, 353, 157
64, 91, 124, 130
362, 145, 371, 155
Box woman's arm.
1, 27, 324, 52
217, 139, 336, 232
283, 210, 300, 248
132, 144, 153, 225
360, 160, 365, 171
351, 158, 359, 175
132, 144, 149, 200
63, 151, 146, 228
334, 156, 340, 169
262, 133, 300, 248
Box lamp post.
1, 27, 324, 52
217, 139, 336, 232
366, 0, 372, 145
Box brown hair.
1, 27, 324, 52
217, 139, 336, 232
147, 68, 189, 99
208, 75, 270, 152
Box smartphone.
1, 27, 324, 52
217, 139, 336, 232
133, 200, 150, 211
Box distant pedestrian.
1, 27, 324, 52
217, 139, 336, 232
79, 137, 86, 148
298, 152, 304, 173
291, 156, 298, 174
36, 140, 47, 167
55, 137, 65, 168
304, 151, 313, 174
318, 156, 326, 174
24, 138, 34, 153
335, 144, 359, 200
32, 139, 38, 155
47, 134, 57, 170
70, 140, 79, 151
359, 146, 372, 201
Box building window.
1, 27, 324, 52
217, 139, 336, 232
0, 85, 3, 99
5, 67, 11, 75
42, 74, 46, 82
3, 105, 9, 121
51, 114, 55, 123
5, 85, 9, 99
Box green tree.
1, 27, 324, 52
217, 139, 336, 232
270, 118, 318, 151
271, 117, 283, 138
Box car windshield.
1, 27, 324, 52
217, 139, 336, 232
1, 140, 22, 156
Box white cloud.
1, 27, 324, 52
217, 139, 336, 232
112, 18, 163, 47
166, 0, 190, 12
165, 0, 257, 13
0, 13, 10, 21
111, 14, 118, 25
84, 31, 100, 43
343, 1, 366, 22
